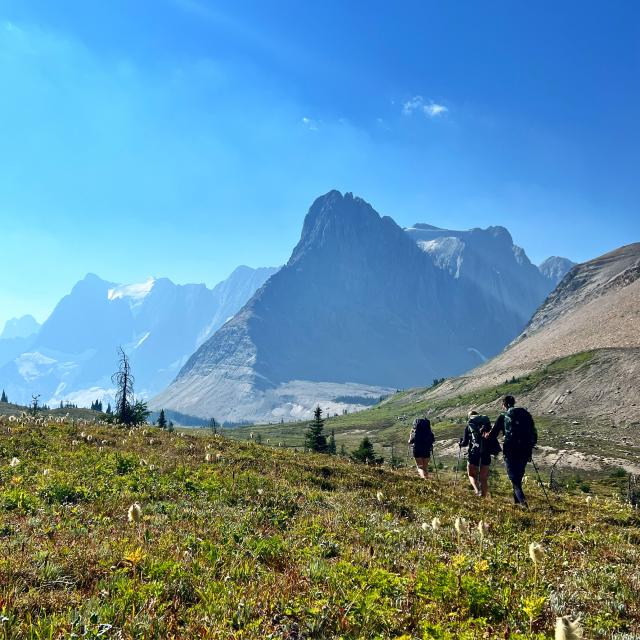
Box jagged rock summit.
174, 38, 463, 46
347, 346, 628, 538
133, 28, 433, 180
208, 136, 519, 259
154, 191, 563, 423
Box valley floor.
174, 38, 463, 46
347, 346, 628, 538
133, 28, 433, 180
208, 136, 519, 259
1, 416, 639, 639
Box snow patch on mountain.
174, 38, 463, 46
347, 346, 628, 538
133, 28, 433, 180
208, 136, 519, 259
16, 352, 58, 381
108, 278, 156, 311
417, 237, 465, 277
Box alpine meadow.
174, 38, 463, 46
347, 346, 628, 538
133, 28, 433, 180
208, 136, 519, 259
1, 2, 639, 639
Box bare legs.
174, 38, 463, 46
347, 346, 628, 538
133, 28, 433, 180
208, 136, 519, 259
467, 463, 490, 497
414, 456, 430, 479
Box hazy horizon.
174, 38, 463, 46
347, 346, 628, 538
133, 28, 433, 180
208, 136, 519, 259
1, 1, 638, 327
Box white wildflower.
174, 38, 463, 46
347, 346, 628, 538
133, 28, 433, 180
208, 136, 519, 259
431, 517, 441, 531
205, 453, 212, 462
376, 491, 384, 502
43, 469, 51, 476
529, 542, 544, 564
421, 522, 429, 531
127, 502, 142, 524
9, 457, 20, 467
555, 616, 583, 640
454, 517, 466, 534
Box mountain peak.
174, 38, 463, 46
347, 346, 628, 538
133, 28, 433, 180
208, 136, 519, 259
0, 314, 41, 340
293, 191, 393, 261
538, 256, 576, 285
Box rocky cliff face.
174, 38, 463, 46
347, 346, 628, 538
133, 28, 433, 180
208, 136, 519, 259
405, 223, 555, 326
155, 191, 559, 423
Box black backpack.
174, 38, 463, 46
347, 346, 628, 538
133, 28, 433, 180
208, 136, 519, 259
468, 415, 491, 452
503, 407, 537, 457
412, 418, 434, 448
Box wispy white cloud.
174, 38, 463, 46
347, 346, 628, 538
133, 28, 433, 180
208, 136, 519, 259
402, 96, 448, 118
301, 116, 319, 131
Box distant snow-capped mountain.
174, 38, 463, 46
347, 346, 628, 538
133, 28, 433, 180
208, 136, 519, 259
0, 315, 42, 373
0, 266, 278, 406
0, 315, 41, 340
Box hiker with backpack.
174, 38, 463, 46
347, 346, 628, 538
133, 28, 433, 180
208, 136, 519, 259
408, 417, 435, 479
485, 395, 537, 506
459, 410, 498, 497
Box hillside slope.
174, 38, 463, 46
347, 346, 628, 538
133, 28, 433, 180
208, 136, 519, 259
419, 243, 640, 425
1, 414, 638, 638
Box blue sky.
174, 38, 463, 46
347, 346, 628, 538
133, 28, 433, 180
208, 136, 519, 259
1, 0, 638, 328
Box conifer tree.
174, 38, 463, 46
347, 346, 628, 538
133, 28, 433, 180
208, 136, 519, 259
328, 429, 337, 455
157, 409, 167, 429
305, 405, 327, 453
0, 389, 7, 403
106, 403, 112, 414
351, 436, 383, 464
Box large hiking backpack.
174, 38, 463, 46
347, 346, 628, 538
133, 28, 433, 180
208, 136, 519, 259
412, 418, 435, 449
468, 415, 491, 452
503, 407, 537, 458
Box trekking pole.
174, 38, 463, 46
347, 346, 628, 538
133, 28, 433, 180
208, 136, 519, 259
477, 438, 483, 496
430, 445, 440, 482
454, 445, 462, 487
530, 456, 555, 512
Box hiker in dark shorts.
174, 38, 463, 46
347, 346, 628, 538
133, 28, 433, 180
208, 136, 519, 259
485, 395, 537, 506
459, 410, 495, 497
408, 417, 435, 479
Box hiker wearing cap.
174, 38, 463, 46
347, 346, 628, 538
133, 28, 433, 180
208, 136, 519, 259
459, 410, 496, 497
408, 417, 435, 479
485, 395, 537, 506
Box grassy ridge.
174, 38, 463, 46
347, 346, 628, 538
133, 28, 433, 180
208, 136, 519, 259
1, 414, 639, 638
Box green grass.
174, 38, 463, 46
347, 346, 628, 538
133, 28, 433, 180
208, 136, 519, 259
1, 414, 639, 638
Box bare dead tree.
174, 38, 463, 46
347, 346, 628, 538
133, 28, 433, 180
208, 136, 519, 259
112, 347, 135, 425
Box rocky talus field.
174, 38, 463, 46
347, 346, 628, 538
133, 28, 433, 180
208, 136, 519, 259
1, 415, 639, 639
